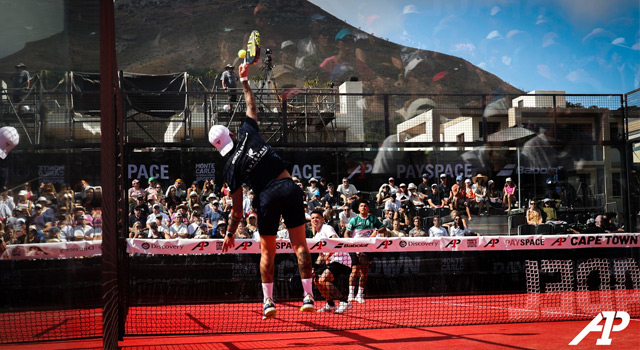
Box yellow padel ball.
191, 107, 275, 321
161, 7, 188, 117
238, 49, 247, 59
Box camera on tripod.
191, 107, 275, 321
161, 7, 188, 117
262, 48, 273, 69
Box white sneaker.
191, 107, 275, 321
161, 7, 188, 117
354, 294, 365, 303
334, 301, 353, 314
318, 303, 334, 312
347, 294, 355, 302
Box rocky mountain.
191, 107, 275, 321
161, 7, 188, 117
0, 0, 521, 95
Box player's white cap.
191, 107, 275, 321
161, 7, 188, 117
0, 127, 19, 159
208, 125, 234, 156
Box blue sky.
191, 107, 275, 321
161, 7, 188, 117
309, 0, 640, 94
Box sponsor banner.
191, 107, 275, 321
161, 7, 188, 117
0, 241, 101, 260
3, 234, 638, 259
125, 233, 640, 255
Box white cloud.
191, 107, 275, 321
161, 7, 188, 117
490, 6, 500, 16
567, 69, 587, 82
582, 28, 615, 42
506, 30, 525, 39
536, 14, 548, 25
542, 32, 558, 47
612, 37, 626, 46
487, 30, 502, 40
537, 64, 553, 80
403, 5, 419, 15
502, 56, 512, 66
451, 43, 476, 56
632, 42, 640, 50
477, 62, 488, 69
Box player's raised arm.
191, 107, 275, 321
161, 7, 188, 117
239, 64, 258, 122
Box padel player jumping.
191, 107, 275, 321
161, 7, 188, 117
213, 63, 315, 320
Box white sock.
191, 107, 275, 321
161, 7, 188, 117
357, 287, 365, 296
262, 282, 273, 303
301, 278, 313, 298
348, 286, 355, 296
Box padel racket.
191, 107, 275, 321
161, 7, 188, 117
245, 30, 261, 65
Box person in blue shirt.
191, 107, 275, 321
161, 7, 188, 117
210, 63, 314, 320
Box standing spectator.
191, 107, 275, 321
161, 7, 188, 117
344, 200, 386, 304
428, 215, 448, 237
220, 64, 239, 111
311, 209, 353, 314
11, 63, 30, 103
336, 177, 357, 204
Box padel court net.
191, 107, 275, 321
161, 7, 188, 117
1, 234, 639, 344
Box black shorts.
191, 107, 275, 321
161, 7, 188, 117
228, 90, 237, 102
316, 262, 351, 279
255, 178, 306, 235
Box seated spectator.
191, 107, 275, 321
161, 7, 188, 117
379, 177, 398, 195
381, 209, 395, 230
25, 225, 41, 244
58, 215, 74, 242
503, 178, 517, 210
428, 215, 448, 237
417, 173, 431, 202
541, 198, 558, 222
396, 183, 410, 205
376, 184, 392, 206
323, 207, 340, 234
449, 214, 476, 236
387, 218, 407, 237
306, 178, 320, 202
92, 211, 102, 240
129, 206, 146, 229
213, 219, 227, 239
394, 206, 412, 230
235, 219, 252, 239
408, 216, 426, 237
451, 176, 472, 220
147, 221, 163, 239
152, 216, 170, 238
167, 213, 188, 239
128, 179, 146, 202
426, 184, 445, 208
464, 179, 476, 213
487, 179, 502, 211
338, 204, 356, 235
187, 191, 201, 211
45, 227, 62, 243
246, 213, 259, 237
73, 216, 95, 241
147, 204, 170, 227
602, 212, 625, 232
323, 183, 341, 208
384, 193, 401, 213
189, 214, 208, 238
308, 191, 325, 211
337, 177, 358, 204
277, 220, 289, 240
165, 186, 181, 211
568, 217, 604, 234
129, 221, 146, 238
472, 174, 489, 216
526, 200, 543, 226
